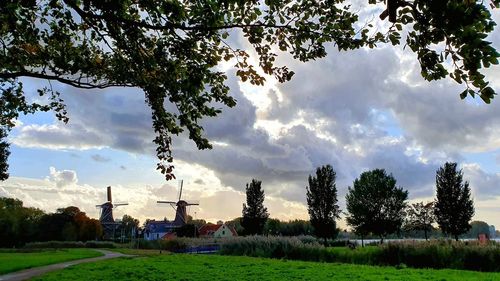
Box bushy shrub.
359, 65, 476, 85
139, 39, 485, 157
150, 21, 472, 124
219, 236, 331, 262
23, 240, 118, 249
218, 236, 500, 272
133, 237, 220, 252
83, 241, 116, 248
24, 241, 85, 249
378, 240, 500, 271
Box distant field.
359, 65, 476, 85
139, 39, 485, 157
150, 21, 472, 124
33, 253, 500, 281
0, 249, 102, 274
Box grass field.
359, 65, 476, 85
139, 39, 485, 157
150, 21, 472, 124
33, 253, 500, 281
0, 248, 103, 274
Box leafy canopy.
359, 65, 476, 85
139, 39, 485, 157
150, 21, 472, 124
434, 162, 475, 241
241, 179, 269, 235
306, 165, 341, 240
345, 169, 408, 241
405, 201, 435, 240
1, 0, 499, 180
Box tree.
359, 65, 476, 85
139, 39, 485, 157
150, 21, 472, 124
34, 205, 103, 242
306, 165, 341, 242
264, 219, 314, 236
186, 215, 207, 230
434, 162, 475, 241
225, 217, 244, 236
467, 221, 491, 239
405, 201, 435, 241
241, 179, 269, 235
176, 224, 198, 238
1, 1, 499, 181
345, 169, 408, 243
0, 197, 45, 247
121, 214, 140, 240
80, 218, 103, 241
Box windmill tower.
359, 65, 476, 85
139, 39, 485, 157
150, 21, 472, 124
96, 186, 128, 239
157, 180, 199, 226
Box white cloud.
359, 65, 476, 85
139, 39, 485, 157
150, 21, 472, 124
14, 123, 107, 150
5, 9, 500, 228
47, 167, 78, 188
0, 167, 311, 224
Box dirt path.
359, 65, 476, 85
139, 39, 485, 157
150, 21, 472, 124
0, 249, 134, 281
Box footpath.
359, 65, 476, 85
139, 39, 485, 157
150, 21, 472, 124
0, 249, 133, 281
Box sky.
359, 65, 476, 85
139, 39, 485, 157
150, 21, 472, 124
1, 4, 500, 229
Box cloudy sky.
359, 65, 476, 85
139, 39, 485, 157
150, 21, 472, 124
1, 4, 500, 229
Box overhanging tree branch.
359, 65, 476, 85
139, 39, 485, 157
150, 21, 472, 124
0, 71, 133, 89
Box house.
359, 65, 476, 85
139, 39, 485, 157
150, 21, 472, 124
199, 221, 238, 238
144, 220, 177, 240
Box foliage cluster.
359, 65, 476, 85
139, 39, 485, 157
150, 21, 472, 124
263, 219, 314, 236
133, 237, 220, 252
1, 1, 499, 181
239, 162, 474, 243
404, 202, 435, 240
0, 197, 102, 247
434, 162, 475, 240
0, 196, 145, 246
217, 235, 500, 272
466, 221, 492, 238
241, 179, 269, 235
345, 169, 408, 242
37, 206, 103, 242
218, 235, 383, 263
23, 240, 116, 249
306, 165, 341, 241
379, 240, 500, 272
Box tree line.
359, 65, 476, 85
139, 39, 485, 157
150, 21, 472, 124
0, 197, 140, 247
239, 162, 476, 243
0, 162, 482, 245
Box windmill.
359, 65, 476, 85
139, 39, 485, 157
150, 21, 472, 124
157, 180, 199, 226
96, 186, 128, 239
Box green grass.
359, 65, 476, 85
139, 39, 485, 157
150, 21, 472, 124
33, 253, 500, 281
110, 248, 169, 256
0, 248, 103, 274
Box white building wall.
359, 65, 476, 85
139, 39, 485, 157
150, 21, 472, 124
213, 224, 234, 238
145, 231, 168, 241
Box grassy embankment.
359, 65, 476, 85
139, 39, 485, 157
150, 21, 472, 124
33, 253, 500, 281
0, 248, 103, 274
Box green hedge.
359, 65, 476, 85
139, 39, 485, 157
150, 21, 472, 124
379, 240, 500, 271
24, 241, 117, 249
218, 236, 500, 272
133, 237, 221, 252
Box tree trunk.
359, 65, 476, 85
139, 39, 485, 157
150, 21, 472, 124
455, 234, 459, 241
380, 236, 384, 244
424, 229, 428, 241
361, 235, 364, 247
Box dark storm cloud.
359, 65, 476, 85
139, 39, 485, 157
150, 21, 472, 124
463, 164, 500, 200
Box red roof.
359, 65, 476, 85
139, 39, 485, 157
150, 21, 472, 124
162, 232, 177, 240
229, 227, 238, 236
198, 223, 238, 237
199, 224, 221, 236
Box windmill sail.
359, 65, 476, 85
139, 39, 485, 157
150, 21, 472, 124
97, 186, 128, 240
157, 180, 199, 226
178, 180, 183, 201
107, 185, 112, 202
